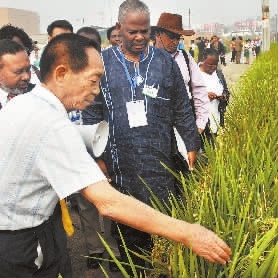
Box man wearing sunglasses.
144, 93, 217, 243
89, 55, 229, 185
153, 13, 209, 136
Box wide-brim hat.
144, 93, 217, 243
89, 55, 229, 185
152, 13, 195, 36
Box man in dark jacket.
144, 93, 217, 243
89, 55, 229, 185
82, 0, 201, 274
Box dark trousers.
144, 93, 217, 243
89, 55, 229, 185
0, 203, 72, 278
235, 51, 242, 64
111, 221, 152, 276
75, 193, 120, 256
200, 122, 218, 151
220, 55, 226, 65
231, 49, 236, 62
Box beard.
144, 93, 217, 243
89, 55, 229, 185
0, 84, 27, 96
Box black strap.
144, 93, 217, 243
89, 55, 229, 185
181, 50, 192, 94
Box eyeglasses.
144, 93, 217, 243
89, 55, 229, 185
163, 30, 180, 40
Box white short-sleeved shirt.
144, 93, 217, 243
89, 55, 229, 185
0, 85, 106, 230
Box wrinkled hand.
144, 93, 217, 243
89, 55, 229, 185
187, 223, 232, 264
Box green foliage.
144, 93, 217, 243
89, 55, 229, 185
97, 228, 152, 277
149, 43, 278, 277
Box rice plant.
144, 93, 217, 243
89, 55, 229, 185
149, 43, 278, 278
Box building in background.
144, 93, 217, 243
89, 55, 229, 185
0, 7, 47, 45
0, 8, 40, 36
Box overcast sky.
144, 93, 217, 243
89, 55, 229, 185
0, 0, 277, 32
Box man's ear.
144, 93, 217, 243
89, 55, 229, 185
55, 65, 68, 82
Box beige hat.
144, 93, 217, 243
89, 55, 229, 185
152, 13, 195, 36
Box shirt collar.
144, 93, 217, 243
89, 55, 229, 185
30, 84, 69, 119
0, 87, 8, 107
171, 49, 181, 59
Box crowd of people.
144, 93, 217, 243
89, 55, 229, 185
188, 35, 262, 67
0, 0, 247, 276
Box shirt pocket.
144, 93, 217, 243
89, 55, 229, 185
146, 97, 170, 119
146, 78, 173, 119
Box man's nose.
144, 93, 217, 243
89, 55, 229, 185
21, 70, 31, 81
93, 83, 101, 95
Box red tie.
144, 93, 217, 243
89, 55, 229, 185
7, 94, 16, 101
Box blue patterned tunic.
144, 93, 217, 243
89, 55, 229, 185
82, 46, 200, 205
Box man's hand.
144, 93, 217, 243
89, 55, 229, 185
187, 151, 197, 170
208, 92, 218, 100
198, 128, 204, 134
186, 223, 232, 264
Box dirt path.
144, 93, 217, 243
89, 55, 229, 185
221, 62, 250, 89
67, 206, 123, 278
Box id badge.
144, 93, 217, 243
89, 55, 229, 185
126, 100, 148, 128
142, 85, 159, 98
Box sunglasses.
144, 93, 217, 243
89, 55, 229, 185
163, 30, 180, 40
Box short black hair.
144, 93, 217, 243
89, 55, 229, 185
0, 39, 26, 68
47, 19, 73, 36
0, 24, 33, 55
106, 25, 116, 40
200, 48, 219, 62
40, 33, 100, 82
76, 26, 101, 52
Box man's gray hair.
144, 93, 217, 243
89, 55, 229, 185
118, 0, 150, 24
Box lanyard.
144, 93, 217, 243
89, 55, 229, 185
120, 50, 144, 100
